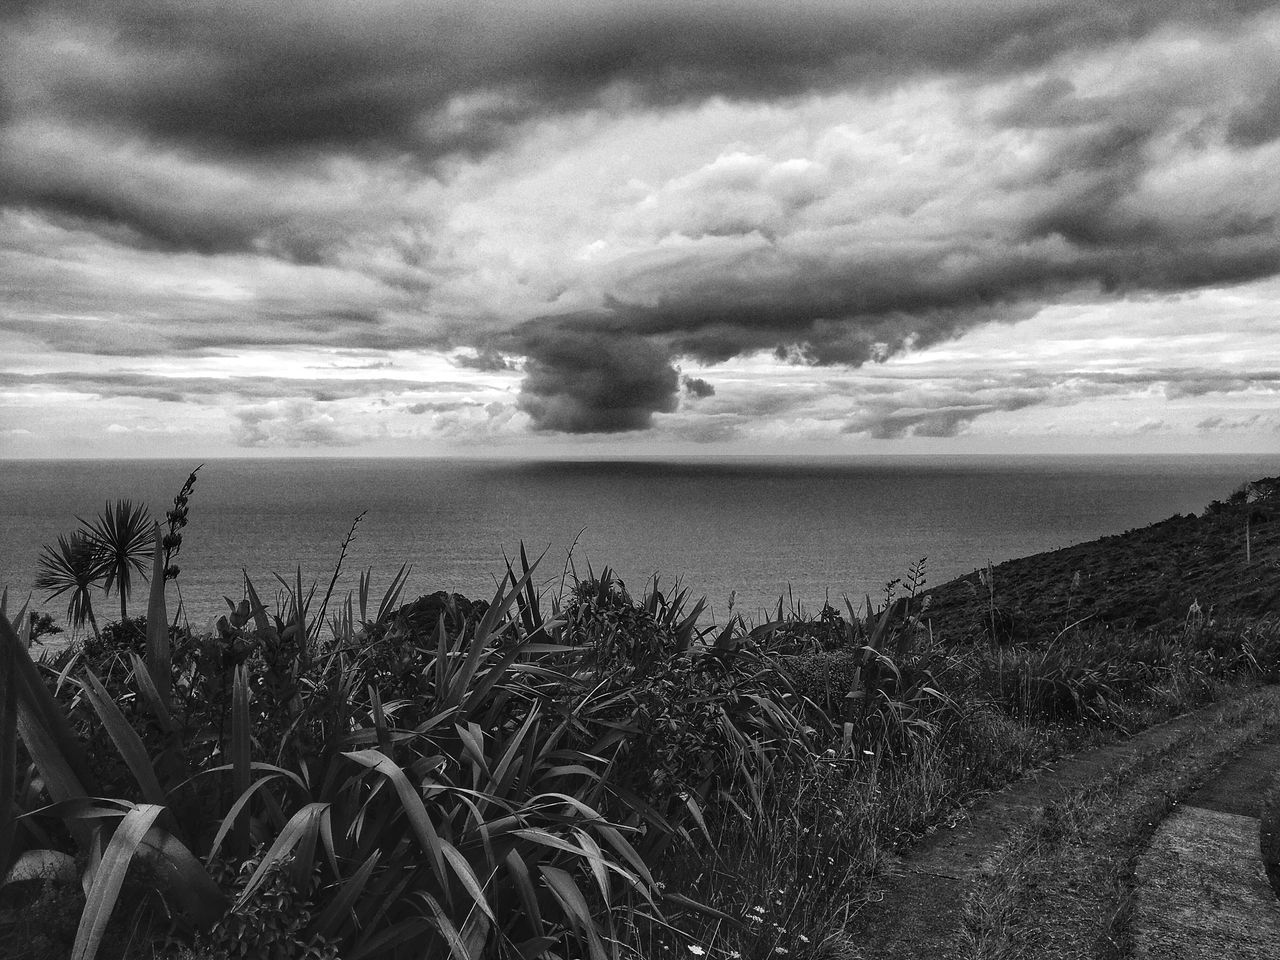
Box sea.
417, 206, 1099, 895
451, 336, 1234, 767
2, 455, 1278, 634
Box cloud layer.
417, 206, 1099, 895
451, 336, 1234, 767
3, 1, 1280, 447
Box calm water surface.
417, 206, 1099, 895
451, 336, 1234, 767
3, 455, 1277, 631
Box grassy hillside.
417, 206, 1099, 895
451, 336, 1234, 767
922, 477, 1280, 644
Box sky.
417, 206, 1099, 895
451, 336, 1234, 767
2, 0, 1279, 458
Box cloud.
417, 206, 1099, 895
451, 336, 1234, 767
450, 349, 517, 372
1196, 413, 1265, 431
404, 400, 480, 415
843, 389, 1050, 439
508, 318, 679, 432
1163, 374, 1279, 399
7, 2, 1274, 164
2, 371, 483, 403
230, 400, 361, 447
682, 376, 715, 399
5, 2, 1280, 444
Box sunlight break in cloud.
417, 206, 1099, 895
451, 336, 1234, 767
2, 0, 1279, 454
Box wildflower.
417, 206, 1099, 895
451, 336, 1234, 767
687, 948, 706, 957
798, 935, 811, 944
775, 948, 789, 956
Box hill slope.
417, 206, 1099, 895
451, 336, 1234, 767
921, 477, 1280, 643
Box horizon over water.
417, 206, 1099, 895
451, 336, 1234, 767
3, 453, 1278, 634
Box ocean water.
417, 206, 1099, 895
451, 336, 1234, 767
2, 455, 1278, 633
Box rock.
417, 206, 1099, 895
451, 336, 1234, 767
3, 849, 77, 886
391, 591, 490, 637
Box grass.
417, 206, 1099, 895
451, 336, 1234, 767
1, 471, 1278, 959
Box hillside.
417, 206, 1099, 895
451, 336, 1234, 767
921, 477, 1280, 644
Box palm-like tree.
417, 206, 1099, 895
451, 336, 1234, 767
34, 531, 105, 640
81, 499, 155, 622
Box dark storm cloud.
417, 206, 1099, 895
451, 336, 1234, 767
2, 1, 1273, 221
682, 376, 715, 399
500, 166, 1280, 429
5, 1, 1280, 443
7, 1, 1271, 156
450, 349, 516, 372
504, 316, 679, 432
1, 184, 257, 256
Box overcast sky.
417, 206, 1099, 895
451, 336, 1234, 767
3, 0, 1279, 458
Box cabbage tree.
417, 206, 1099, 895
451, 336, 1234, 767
34, 531, 105, 640
81, 499, 154, 622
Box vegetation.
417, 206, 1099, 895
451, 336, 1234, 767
1, 471, 1278, 960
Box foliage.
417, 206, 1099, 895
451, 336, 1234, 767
28, 613, 61, 642
34, 532, 105, 640
2, 557, 668, 960
552, 569, 822, 844
80, 500, 155, 623
193, 854, 340, 960
6, 473, 1280, 960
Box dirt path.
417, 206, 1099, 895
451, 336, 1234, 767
845, 685, 1280, 959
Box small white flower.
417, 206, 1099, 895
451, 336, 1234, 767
798, 935, 811, 944
687, 947, 706, 957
